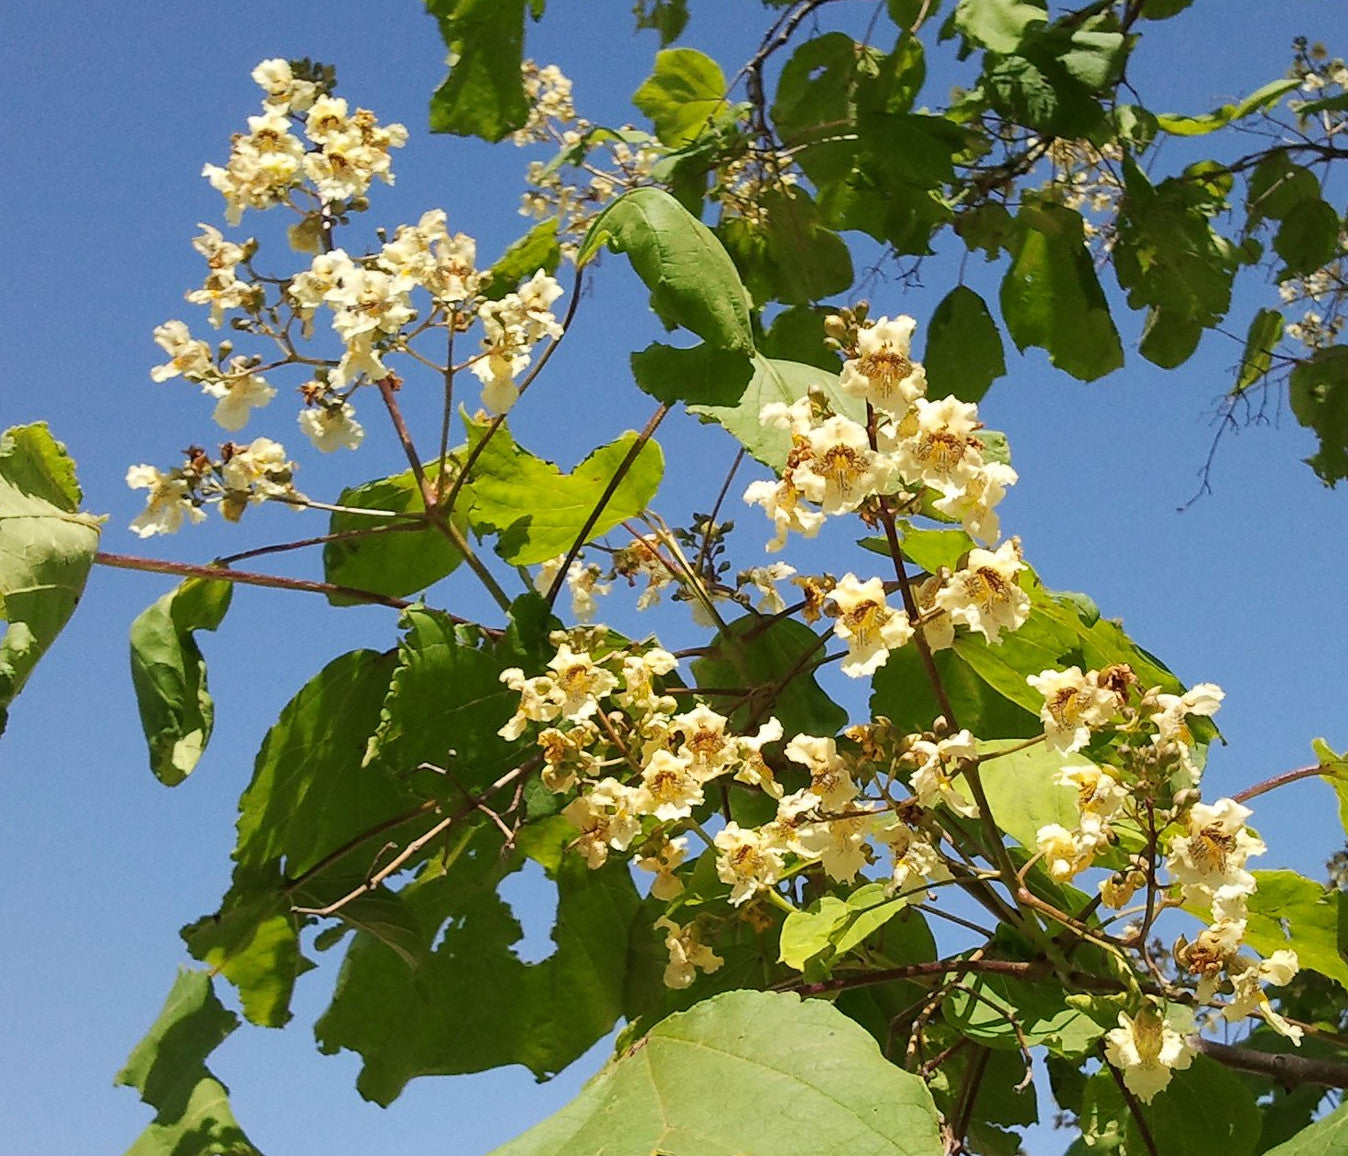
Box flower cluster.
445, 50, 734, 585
130, 62, 568, 535
125, 438, 301, 537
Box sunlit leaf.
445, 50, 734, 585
1236, 307, 1284, 391
630, 342, 864, 469
483, 219, 562, 300
719, 186, 853, 306
463, 416, 664, 565
492, 990, 944, 1156
633, 48, 725, 147
129, 577, 232, 785
953, 0, 1048, 54
1241, 870, 1348, 994
426, 0, 535, 141
577, 186, 754, 353
115, 968, 260, 1156
1156, 77, 1299, 135
1263, 1102, 1348, 1155
633, 0, 689, 46
1001, 202, 1123, 381
0, 422, 102, 735
924, 285, 1007, 403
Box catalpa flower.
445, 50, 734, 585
792, 415, 890, 514
933, 537, 1030, 644
838, 314, 927, 416
783, 733, 857, 810
891, 396, 984, 493
826, 573, 914, 677
714, 822, 786, 905
1027, 667, 1120, 753
1103, 1004, 1195, 1103
654, 916, 723, 989
299, 400, 364, 452
126, 465, 206, 538
906, 731, 978, 817
150, 320, 213, 383
1166, 797, 1265, 919
202, 359, 276, 431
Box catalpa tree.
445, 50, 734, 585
5, 1, 1348, 1153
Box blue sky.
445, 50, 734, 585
2, 2, 1346, 1153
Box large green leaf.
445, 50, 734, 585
772, 33, 884, 187
462, 417, 664, 565
924, 285, 1007, 403
1263, 1102, 1348, 1155
780, 882, 912, 971
719, 186, 854, 306
953, 0, 1047, 54
0, 422, 102, 735
1289, 346, 1348, 486
129, 577, 233, 785
1080, 1055, 1260, 1156
1000, 202, 1123, 381
363, 607, 533, 802
324, 462, 461, 605
1114, 158, 1239, 369
630, 342, 864, 469
491, 989, 944, 1156
184, 648, 417, 1026
115, 968, 260, 1156
314, 822, 640, 1104
577, 186, 754, 353
1156, 77, 1300, 136
693, 613, 848, 740
979, 741, 1081, 852
426, 0, 535, 141
944, 965, 1105, 1056
1237, 307, 1284, 391
632, 48, 726, 147
1241, 870, 1348, 994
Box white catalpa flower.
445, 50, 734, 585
299, 401, 364, 452
906, 731, 979, 817
1166, 797, 1265, 919
202, 360, 276, 431
714, 822, 787, 906
891, 395, 985, 493
838, 315, 927, 415
639, 749, 705, 822
252, 58, 318, 113
1027, 667, 1120, 752
126, 465, 205, 538
1103, 1005, 1195, 1104
743, 476, 826, 552
150, 320, 213, 383
826, 573, 914, 677
783, 733, 857, 811
654, 917, 723, 989
933, 537, 1031, 644
793, 415, 890, 514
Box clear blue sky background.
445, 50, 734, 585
2, 3, 1345, 1154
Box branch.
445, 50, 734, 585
545, 402, 670, 611
1195, 1038, 1348, 1090
95, 551, 413, 610
1233, 763, 1325, 805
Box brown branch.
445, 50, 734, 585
95, 551, 413, 610
1100, 1046, 1160, 1156
545, 402, 670, 611
1233, 764, 1324, 805
1195, 1038, 1348, 1090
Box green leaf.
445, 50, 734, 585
1000, 202, 1123, 381
1081, 1055, 1260, 1156
633, 48, 725, 147
462, 416, 664, 565
979, 741, 1082, 851
944, 966, 1104, 1055
694, 614, 847, 739
0, 422, 102, 736
577, 186, 754, 353
1314, 737, 1348, 836
1157, 77, 1300, 136
633, 0, 689, 46
1273, 198, 1341, 277
491, 989, 944, 1156
129, 577, 233, 786
780, 883, 911, 970
759, 306, 845, 371
953, 0, 1047, 54
115, 968, 260, 1156
184, 648, 417, 1026
1289, 346, 1348, 486
630, 342, 865, 469
314, 823, 641, 1104
324, 462, 463, 605
483, 219, 562, 300
719, 186, 853, 306
772, 33, 883, 188
1138, 0, 1195, 17
924, 286, 1007, 403
364, 608, 528, 793
1114, 158, 1239, 369
426, 0, 533, 141
983, 53, 1105, 138
1237, 308, 1284, 391
1241, 870, 1348, 994
1262, 1102, 1348, 1155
